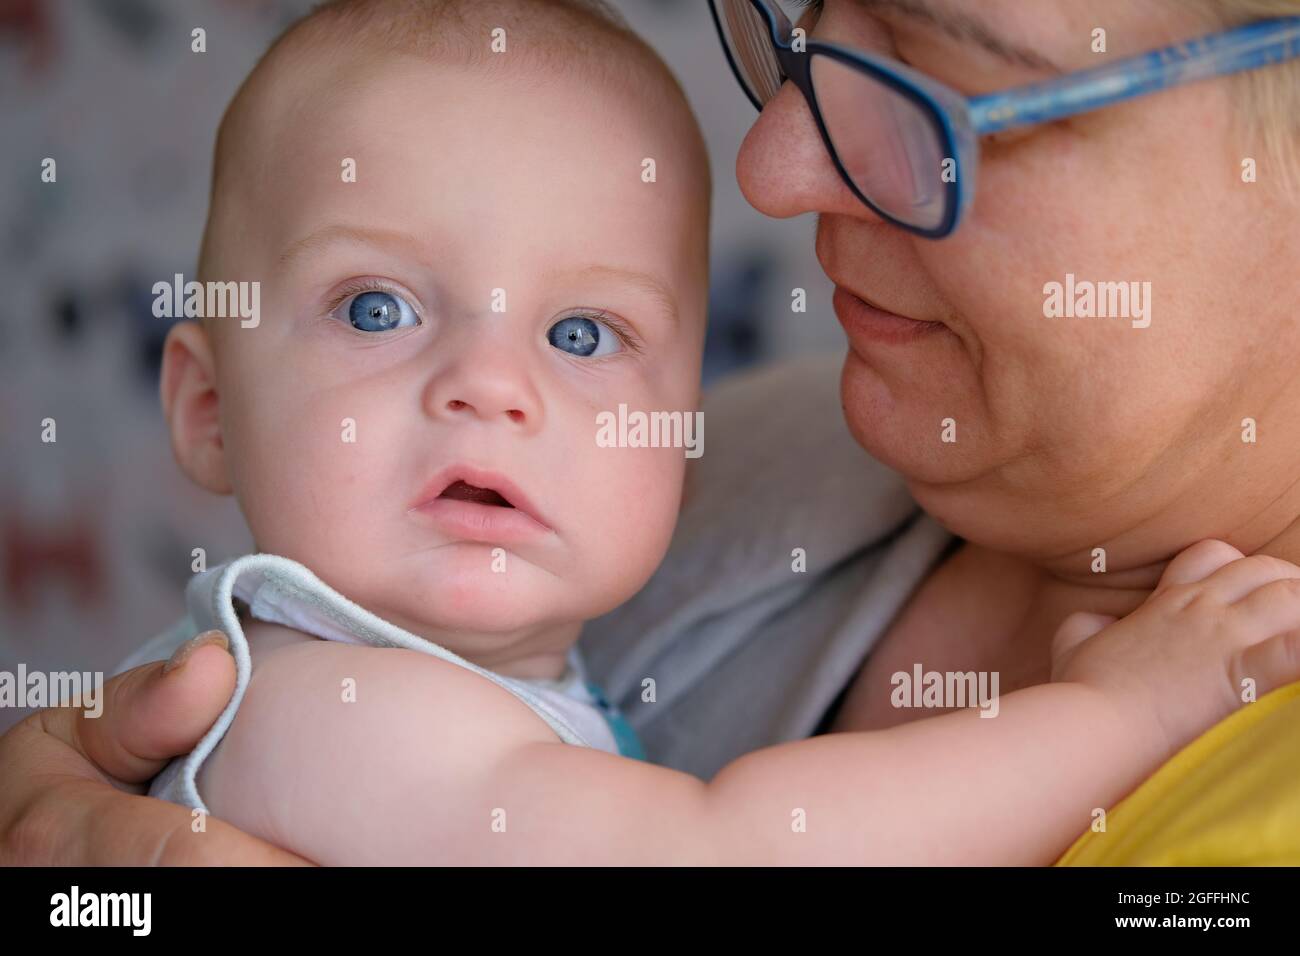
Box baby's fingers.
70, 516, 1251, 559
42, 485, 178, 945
1155, 539, 1243, 593
1230, 577, 1300, 641
1187, 553, 1300, 605
1232, 629, 1300, 701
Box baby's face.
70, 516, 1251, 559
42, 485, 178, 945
204, 53, 707, 659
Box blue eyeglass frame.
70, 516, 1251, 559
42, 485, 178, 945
708, 0, 1300, 239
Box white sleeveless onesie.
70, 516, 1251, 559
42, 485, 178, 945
147, 554, 646, 814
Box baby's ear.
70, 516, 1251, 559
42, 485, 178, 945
159, 320, 233, 495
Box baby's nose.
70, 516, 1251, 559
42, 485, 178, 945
444, 398, 527, 425
425, 358, 542, 431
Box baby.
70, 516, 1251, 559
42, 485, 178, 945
147, 0, 1300, 865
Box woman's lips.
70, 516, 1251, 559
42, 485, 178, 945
832, 285, 947, 345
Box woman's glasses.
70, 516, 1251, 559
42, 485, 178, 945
708, 0, 1300, 238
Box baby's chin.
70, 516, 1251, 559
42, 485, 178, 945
364, 546, 582, 636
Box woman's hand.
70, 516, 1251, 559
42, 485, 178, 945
0, 632, 310, 865
1051, 540, 1300, 766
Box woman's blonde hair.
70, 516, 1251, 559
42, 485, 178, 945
1204, 0, 1300, 179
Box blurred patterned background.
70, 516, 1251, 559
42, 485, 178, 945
0, 0, 841, 731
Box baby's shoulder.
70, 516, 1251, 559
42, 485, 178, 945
234, 617, 562, 746
202, 620, 562, 862
242, 617, 319, 664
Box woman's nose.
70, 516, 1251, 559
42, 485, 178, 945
735, 80, 873, 220
423, 347, 543, 433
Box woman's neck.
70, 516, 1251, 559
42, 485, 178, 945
1001, 509, 1300, 693
1250, 510, 1300, 568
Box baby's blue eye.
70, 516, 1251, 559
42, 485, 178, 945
547, 315, 622, 358
342, 290, 419, 332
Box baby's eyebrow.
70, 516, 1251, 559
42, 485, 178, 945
277, 223, 425, 269
555, 265, 680, 327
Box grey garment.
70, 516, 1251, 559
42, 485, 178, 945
577, 354, 954, 780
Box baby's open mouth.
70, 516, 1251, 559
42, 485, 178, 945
408, 466, 552, 539
438, 480, 514, 508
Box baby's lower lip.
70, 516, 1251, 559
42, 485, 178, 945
408, 497, 552, 544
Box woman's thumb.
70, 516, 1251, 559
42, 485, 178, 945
63, 631, 236, 784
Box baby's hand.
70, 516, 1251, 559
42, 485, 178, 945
1051, 540, 1300, 764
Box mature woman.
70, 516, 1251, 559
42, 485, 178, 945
3, 0, 1299, 864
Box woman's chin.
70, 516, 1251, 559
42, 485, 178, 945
839, 351, 988, 487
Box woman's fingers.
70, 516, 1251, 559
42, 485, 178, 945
38, 633, 237, 786
1154, 539, 1244, 592
0, 631, 311, 865
5, 767, 311, 865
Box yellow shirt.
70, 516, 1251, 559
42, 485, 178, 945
1056, 682, 1300, 865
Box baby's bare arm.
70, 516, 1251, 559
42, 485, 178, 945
497, 681, 1150, 865
205, 543, 1300, 864
201, 638, 1154, 865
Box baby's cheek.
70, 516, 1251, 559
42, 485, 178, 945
581, 443, 685, 600
232, 390, 390, 560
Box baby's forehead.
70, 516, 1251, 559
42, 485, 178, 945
237, 4, 681, 132
234, 47, 698, 200
222, 19, 704, 201
202, 5, 710, 324
257, 62, 699, 225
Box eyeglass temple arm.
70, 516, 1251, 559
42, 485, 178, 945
967, 18, 1300, 136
